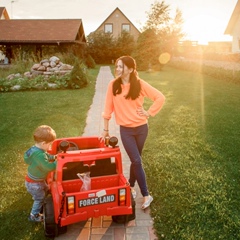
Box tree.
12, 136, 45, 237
133, 29, 161, 70
115, 30, 136, 58
84, 54, 96, 68
163, 8, 185, 55
87, 31, 116, 64
87, 30, 137, 64
134, 0, 185, 70
144, 0, 171, 34
69, 57, 88, 89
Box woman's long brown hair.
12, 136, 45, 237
112, 56, 141, 100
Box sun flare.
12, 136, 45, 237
183, 14, 231, 44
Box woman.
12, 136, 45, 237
102, 56, 165, 209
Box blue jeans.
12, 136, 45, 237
25, 181, 49, 215
120, 124, 149, 197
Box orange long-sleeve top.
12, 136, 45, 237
102, 78, 165, 127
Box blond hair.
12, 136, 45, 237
33, 125, 56, 143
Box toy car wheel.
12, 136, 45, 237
43, 195, 67, 237
112, 192, 136, 223
43, 195, 58, 238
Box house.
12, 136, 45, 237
0, 7, 86, 61
94, 7, 140, 41
0, 7, 10, 20
224, 0, 240, 52
0, 19, 86, 45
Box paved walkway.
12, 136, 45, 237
55, 66, 157, 240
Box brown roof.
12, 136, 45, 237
95, 7, 140, 34
0, 7, 10, 20
0, 19, 86, 44
224, 0, 240, 35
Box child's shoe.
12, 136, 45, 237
28, 213, 43, 222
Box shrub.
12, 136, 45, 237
168, 59, 240, 84
69, 58, 88, 89
0, 53, 90, 92
84, 54, 96, 68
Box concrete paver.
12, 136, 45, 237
55, 66, 157, 240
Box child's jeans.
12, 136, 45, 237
25, 181, 49, 215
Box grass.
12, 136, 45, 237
0, 66, 99, 240
142, 67, 240, 239
0, 64, 240, 239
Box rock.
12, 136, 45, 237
37, 66, 46, 71
7, 73, 15, 80
43, 72, 54, 75
49, 56, 60, 63
40, 59, 49, 64
50, 61, 57, 68
11, 85, 21, 91
30, 56, 73, 75
59, 70, 71, 75
31, 70, 44, 76
15, 73, 21, 78
24, 72, 31, 78
42, 61, 50, 67
59, 64, 73, 70
48, 83, 57, 89
3, 55, 75, 91
32, 63, 41, 70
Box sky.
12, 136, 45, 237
0, 0, 238, 44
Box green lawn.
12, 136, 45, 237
142, 67, 240, 239
0, 65, 239, 239
0, 67, 99, 240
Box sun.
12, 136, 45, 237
183, 14, 231, 44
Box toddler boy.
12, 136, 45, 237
24, 125, 57, 222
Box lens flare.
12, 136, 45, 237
159, 52, 171, 64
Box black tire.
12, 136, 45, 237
43, 195, 67, 237
43, 195, 58, 238
127, 192, 136, 221
112, 192, 136, 224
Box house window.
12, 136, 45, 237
104, 24, 113, 33
122, 24, 130, 32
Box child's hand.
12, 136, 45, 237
49, 155, 57, 162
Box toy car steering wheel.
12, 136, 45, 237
58, 141, 79, 153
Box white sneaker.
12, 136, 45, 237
141, 195, 153, 209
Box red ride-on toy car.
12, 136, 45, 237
43, 136, 135, 238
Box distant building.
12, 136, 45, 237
224, 0, 240, 53
177, 40, 232, 56
94, 7, 140, 41
0, 7, 10, 20
0, 7, 86, 61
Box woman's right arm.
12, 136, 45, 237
101, 81, 114, 141
101, 118, 110, 139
